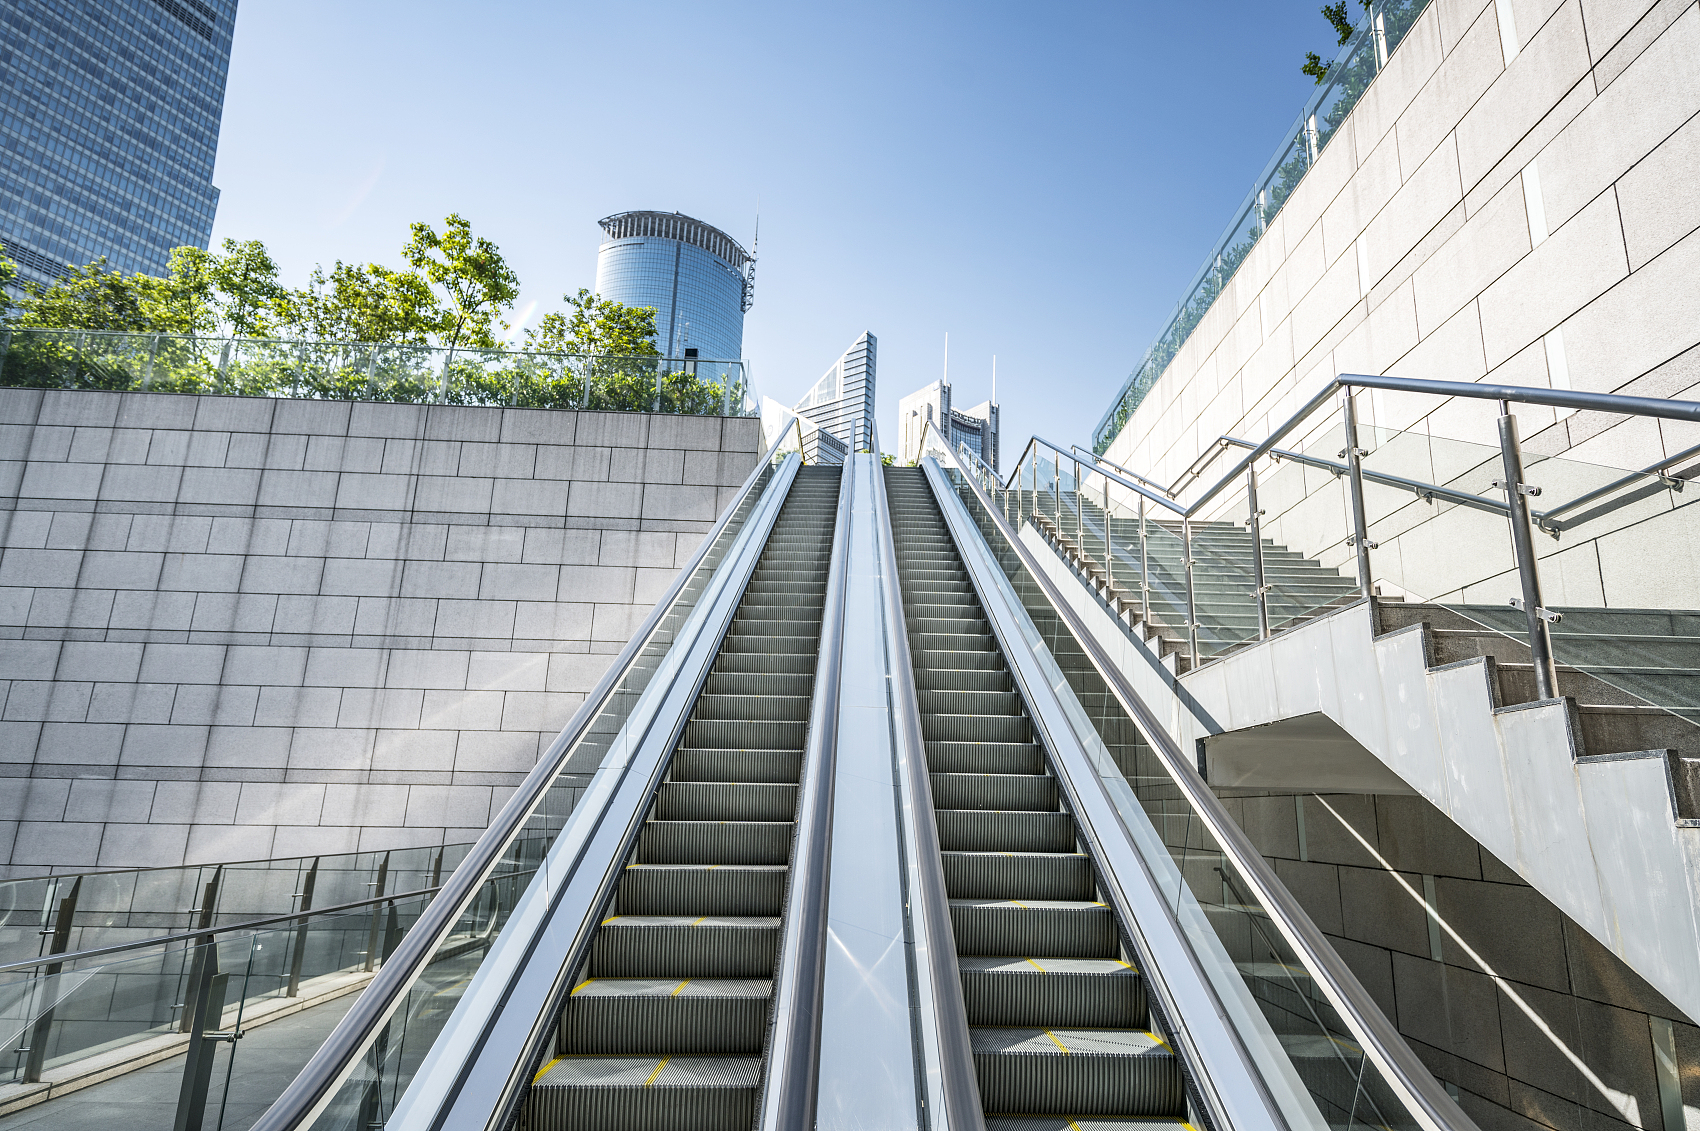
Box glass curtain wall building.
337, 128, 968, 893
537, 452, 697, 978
593, 211, 755, 362
794, 331, 876, 454
0, 0, 235, 289
898, 377, 999, 471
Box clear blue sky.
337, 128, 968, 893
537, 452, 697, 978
208, 1, 1333, 461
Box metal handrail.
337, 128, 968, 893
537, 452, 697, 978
933, 437, 1477, 1131
1037, 374, 1700, 524
0, 881, 474, 975
251, 423, 799, 1131
1072, 445, 1173, 495
1217, 436, 1512, 517
758, 456, 852, 1130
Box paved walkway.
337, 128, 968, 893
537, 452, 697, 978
0, 993, 356, 1131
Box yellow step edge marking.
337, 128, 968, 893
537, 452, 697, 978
708, 863, 720, 870
1043, 1029, 1071, 1055
1024, 958, 1047, 973
532, 1055, 563, 1084
642, 1057, 671, 1087
1115, 959, 1133, 969
1069, 1121, 1085, 1131
569, 978, 595, 995
671, 979, 692, 996
601, 916, 620, 925
691, 916, 708, 926
1148, 1030, 1173, 1053
1182, 1122, 1201, 1131
1009, 900, 1028, 909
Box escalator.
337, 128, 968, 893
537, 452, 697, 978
885, 467, 1187, 1126
252, 446, 1471, 1131
526, 465, 842, 1130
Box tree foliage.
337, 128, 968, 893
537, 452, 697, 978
401, 213, 519, 353
1303, 0, 1369, 82
525, 288, 661, 358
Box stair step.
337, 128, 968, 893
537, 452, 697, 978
561, 978, 772, 1054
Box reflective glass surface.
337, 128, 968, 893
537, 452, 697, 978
0, 0, 231, 287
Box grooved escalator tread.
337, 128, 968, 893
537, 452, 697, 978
527, 466, 841, 1131
886, 466, 1184, 1123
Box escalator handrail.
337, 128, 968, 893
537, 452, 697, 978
252, 426, 799, 1131
758, 461, 854, 1130
871, 460, 988, 1131
937, 444, 1478, 1131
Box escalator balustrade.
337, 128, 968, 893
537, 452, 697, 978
526, 467, 842, 1130
886, 468, 1189, 1128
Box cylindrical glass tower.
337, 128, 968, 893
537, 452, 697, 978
593, 211, 754, 361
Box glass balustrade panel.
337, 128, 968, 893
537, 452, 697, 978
947, 469, 1427, 1131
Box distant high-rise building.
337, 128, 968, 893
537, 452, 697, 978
0, 0, 235, 289
796, 332, 876, 454
594, 211, 755, 361
899, 377, 999, 472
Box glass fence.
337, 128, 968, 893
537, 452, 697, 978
1092, 0, 1431, 454
0, 329, 758, 417
940, 459, 1426, 1131
993, 391, 1700, 745
0, 844, 472, 971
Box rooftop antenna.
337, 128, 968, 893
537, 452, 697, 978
944, 332, 949, 385
741, 205, 760, 314
992, 355, 997, 405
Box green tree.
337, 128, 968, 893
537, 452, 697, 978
279, 261, 441, 345
6, 258, 154, 331
525, 288, 661, 357
1302, 0, 1367, 82
401, 214, 518, 353
209, 238, 289, 337
139, 245, 218, 335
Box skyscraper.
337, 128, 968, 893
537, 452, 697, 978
795, 332, 876, 454
0, 0, 235, 288
899, 377, 999, 472
593, 211, 755, 361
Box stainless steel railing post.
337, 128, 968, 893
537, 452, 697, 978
1182, 517, 1199, 667
1138, 495, 1150, 625
1496, 401, 1560, 699
1341, 391, 1375, 599
1247, 465, 1270, 639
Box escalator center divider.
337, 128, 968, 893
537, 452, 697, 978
526, 466, 843, 1131
882, 467, 1190, 1128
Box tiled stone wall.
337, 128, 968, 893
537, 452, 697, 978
0, 389, 761, 878
1224, 790, 1699, 1131
1103, 0, 1700, 605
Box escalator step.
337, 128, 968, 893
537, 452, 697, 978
561, 978, 772, 1054
636, 820, 794, 865
653, 782, 799, 822
592, 916, 780, 978
615, 864, 787, 916
951, 900, 1119, 958
935, 809, 1074, 852
926, 741, 1045, 775
669, 749, 802, 783
681, 718, 807, 748
930, 772, 1058, 811
983, 1118, 1188, 1131
941, 851, 1092, 900
914, 668, 1013, 692
529, 1056, 760, 1131
689, 694, 812, 722
923, 714, 1033, 744
959, 957, 1146, 1028
970, 1028, 1185, 1117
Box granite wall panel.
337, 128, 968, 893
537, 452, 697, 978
0, 391, 761, 877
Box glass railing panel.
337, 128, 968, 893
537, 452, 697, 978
948, 469, 1430, 1131
1, 895, 436, 1112
0, 330, 757, 417
295, 456, 782, 1129
1245, 425, 1364, 631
